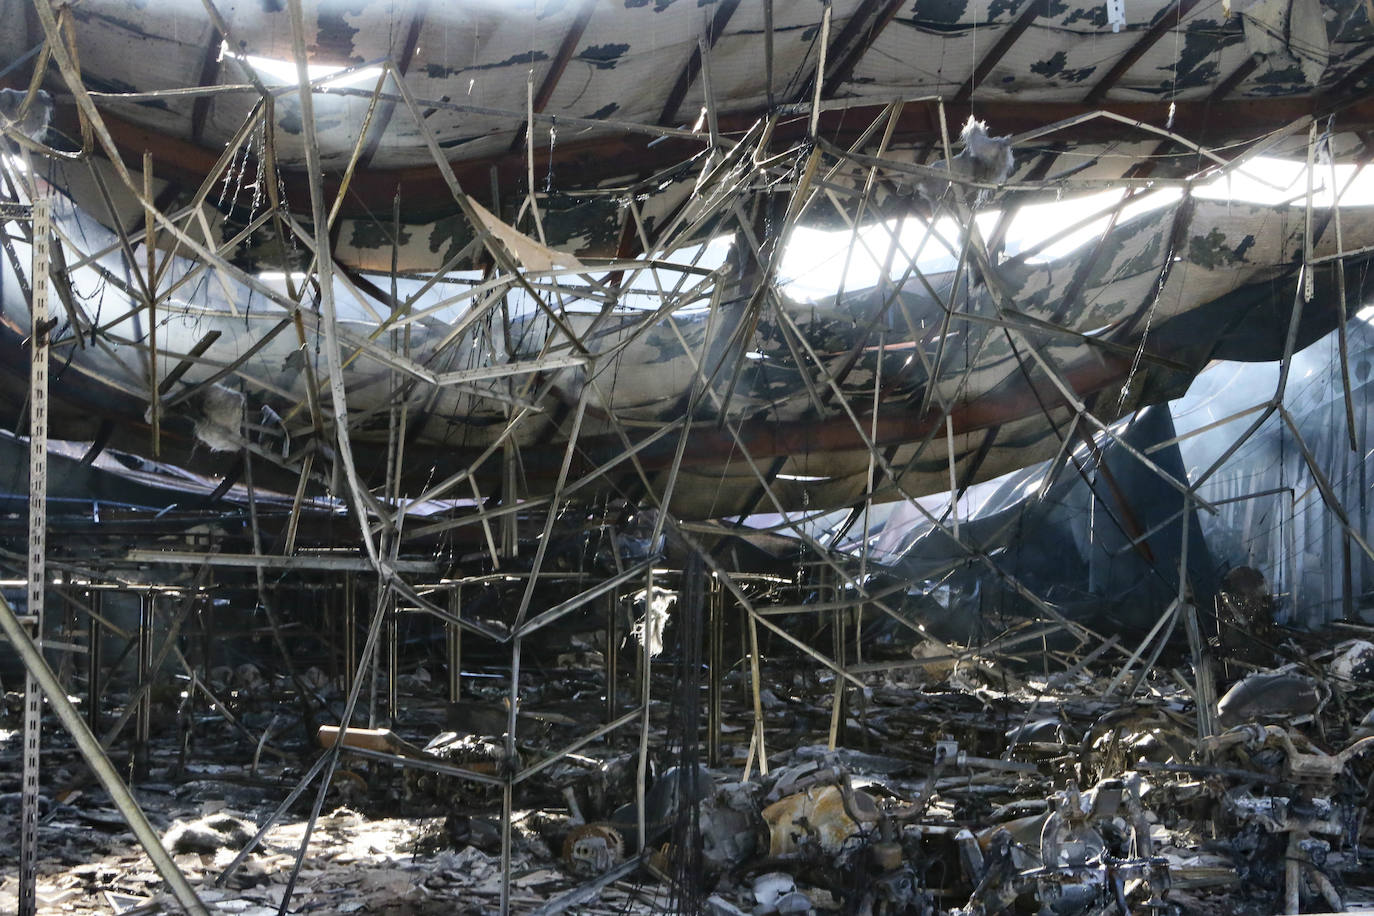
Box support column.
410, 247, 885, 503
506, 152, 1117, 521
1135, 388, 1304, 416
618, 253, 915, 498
19, 192, 52, 916
368, 582, 380, 729
501, 440, 519, 558
707, 573, 724, 768
86, 590, 102, 735
447, 586, 463, 704
828, 568, 847, 750
604, 590, 618, 728
0, 588, 210, 916
134, 592, 154, 781
342, 573, 357, 695
57, 579, 77, 692
200, 587, 214, 698
1183, 603, 1218, 741
386, 598, 399, 723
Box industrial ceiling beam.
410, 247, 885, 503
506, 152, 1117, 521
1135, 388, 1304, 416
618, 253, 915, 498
535, 0, 597, 114
356, 8, 428, 171
1083, 0, 1205, 106
189, 26, 224, 144
820, 0, 904, 99
1323, 48, 1374, 102
63, 95, 1374, 226
657, 0, 741, 126
508, 0, 597, 153
1124, 53, 1259, 179
953, 0, 1043, 103
1211, 53, 1262, 101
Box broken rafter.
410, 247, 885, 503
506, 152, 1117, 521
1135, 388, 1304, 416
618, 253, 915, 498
612, 270, 1069, 653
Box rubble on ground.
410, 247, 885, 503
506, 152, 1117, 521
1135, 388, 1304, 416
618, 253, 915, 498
5, 611, 1374, 915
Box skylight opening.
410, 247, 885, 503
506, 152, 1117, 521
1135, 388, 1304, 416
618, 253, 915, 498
1194, 156, 1374, 207
256, 270, 309, 283
777, 157, 1374, 296
220, 41, 384, 88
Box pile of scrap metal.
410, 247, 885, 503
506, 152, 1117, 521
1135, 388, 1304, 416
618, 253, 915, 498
400, 630, 1371, 915
519, 739, 1174, 914
1199, 724, 1372, 915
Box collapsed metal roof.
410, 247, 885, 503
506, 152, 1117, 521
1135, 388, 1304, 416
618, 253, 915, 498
5, 0, 1374, 259
2, 0, 1373, 518
4, 3, 1374, 912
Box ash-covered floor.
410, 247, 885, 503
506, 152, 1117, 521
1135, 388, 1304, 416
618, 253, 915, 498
5, 616, 1374, 915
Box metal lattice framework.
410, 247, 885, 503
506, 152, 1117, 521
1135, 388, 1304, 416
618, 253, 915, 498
2, 1, 1374, 914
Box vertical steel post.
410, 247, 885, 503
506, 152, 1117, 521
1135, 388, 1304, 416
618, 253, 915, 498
87, 590, 102, 735
200, 587, 214, 694
502, 440, 519, 558
19, 192, 51, 916
828, 566, 846, 750
135, 592, 154, 781
343, 573, 357, 694
604, 590, 618, 728
386, 598, 399, 723
369, 583, 380, 728
632, 591, 644, 705
0, 590, 210, 916
57, 577, 76, 691
447, 586, 463, 703
707, 573, 723, 768
1179, 494, 1217, 742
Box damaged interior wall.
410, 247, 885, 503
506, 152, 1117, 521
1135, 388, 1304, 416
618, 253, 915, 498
2, 0, 1374, 914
